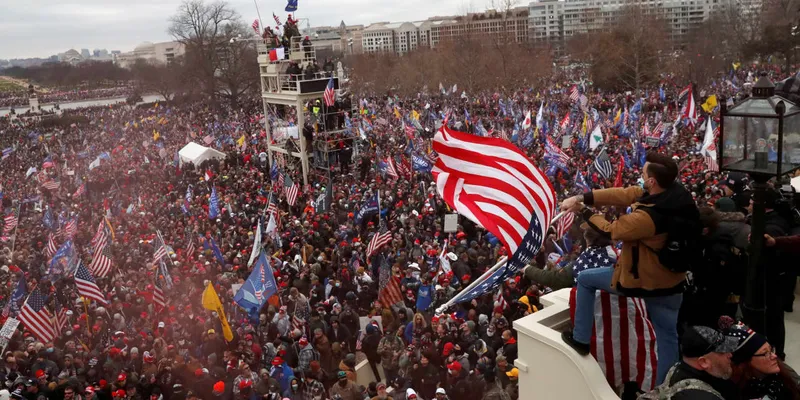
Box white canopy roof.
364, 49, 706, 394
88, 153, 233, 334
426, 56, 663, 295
178, 142, 226, 166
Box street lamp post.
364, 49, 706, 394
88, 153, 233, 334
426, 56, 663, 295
720, 72, 800, 333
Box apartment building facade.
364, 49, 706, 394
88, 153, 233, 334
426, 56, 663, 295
529, 0, 761, 44
361, 7, 530, 55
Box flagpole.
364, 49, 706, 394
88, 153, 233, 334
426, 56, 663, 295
252, 0, 264, 39
435, 256, 508, 315
8, 207, 20, 257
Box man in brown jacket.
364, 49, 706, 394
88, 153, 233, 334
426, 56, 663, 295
559, 152, 698, 385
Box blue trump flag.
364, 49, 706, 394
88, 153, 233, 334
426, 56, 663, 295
354, 193, 379, 225
209, 186, 220, 220
285, 0, 297, 11
4, 276, 26, 316
47, 241, 76, 282
234, 251, 278, 320
411, 153, 432, 172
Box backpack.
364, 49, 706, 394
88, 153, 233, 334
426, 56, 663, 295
643, 207, 703, 273
637, 365, 723, 400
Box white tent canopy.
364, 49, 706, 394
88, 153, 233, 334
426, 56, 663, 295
178, 142, 226, 166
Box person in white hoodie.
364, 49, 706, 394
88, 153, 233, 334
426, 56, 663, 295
406, 388, 422, 400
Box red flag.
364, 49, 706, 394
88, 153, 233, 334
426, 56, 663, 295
614, 157, 624, 187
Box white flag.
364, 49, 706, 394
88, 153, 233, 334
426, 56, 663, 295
248, 218, 263, 267
522, 110, 532, 130
589, 125, 604, 150
536, 102, 544, 129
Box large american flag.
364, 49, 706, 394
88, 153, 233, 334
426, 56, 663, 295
377, 256, 403, 306
384, 157, 399, 179
20, 288, 56, 343
366, 226, 392, 259
282, 173, 299, 207
431, 126, 556, 305
89, 240, 113, 278
323, 77, 336, 107
75, 262, 107, 305
569, 290, 658, 392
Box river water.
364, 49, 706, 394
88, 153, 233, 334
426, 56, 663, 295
0, 94, 165, 117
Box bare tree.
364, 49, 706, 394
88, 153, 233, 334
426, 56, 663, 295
168, 0, 241, 105
130, 58, 186, 101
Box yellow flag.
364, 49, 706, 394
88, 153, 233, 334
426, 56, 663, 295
411, 110, 420, 121
154, 102, 159, 108
237, 135, 246, 147
732, 62, 741, 71
701, 95, 718, 113
614, 108, 622, 124
104, 217, 115, 241
153, 130, 160, 142
582, 114, 588, 135
394, 107, 401, 120
202, 283, 234, 342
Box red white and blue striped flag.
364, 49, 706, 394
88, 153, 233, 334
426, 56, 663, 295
431, 126, 556, 304
323, 77, 336, 107
74, 261, 107, 305
20, 288, 55, 343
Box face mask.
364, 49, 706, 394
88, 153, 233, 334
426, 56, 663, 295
291, 385, 298, 391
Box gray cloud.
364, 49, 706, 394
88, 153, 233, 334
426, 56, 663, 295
0, 0, 472, 59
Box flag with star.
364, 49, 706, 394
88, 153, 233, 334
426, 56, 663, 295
572, 246, 617, 283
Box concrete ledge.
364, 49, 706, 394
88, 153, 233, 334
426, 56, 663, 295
513, 288, 620, 399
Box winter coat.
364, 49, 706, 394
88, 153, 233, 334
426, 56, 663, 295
583, 184, 698, 296
377, 335, 405, 371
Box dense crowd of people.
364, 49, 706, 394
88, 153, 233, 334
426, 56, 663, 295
0, 86, 135, 109
0, 58, 799, 400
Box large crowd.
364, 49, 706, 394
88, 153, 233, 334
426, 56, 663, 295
0, 59, 799, 400
0, 86, 136, 109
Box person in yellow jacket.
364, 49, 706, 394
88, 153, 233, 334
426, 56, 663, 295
559, 152, 699, 386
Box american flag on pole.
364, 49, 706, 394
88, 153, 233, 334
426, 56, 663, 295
555, 211, 575, 240
273, 13, 281, 26
74, 262, 107, 305
46, 233, 58, 259
569, 85, 580, 102
384, 157, 399, 179
19, 288, 56, 344
63, 217, 78, 239
153, 279, 166, 310
252, 19, 260, 34
431, 125, 556, 304
89, 239, 113, 278
580, 290, 658, 392
366, 225, 392, 259
185, 234, 196, 258
377, 256, 403, 306
52, 296, 68, 337
323, 77, 336, 107
559, 113, 571, 131
152, 234, 168, 264
266, 192, 279, 217
90, 221, 106, 252
72, 182, 86, 198
42, 180, 60, 191
282, 173, 299, 207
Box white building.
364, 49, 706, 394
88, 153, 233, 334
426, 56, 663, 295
529, 0, 762, 44
115, 41, 185, 68
361, 8, 529, 55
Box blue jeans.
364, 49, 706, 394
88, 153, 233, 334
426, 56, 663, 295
573, 267, 682, 385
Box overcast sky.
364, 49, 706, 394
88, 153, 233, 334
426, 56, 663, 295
0, 0, 485, 60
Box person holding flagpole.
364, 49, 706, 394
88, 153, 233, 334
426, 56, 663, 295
558, 151, 699, 384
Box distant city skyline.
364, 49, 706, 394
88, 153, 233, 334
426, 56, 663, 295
0, 0, 471, 59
